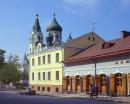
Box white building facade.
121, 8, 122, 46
63, 31, 130, 96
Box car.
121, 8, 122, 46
20, 87, 36, 95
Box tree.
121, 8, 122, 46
0, 49, 5, 69
0, 54, 22, 84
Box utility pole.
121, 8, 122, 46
94, 61, 96, 87
92, 60, 96, 87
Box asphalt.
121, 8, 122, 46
0, 88, 130, 104
38, 92, 130, 103
0, 90, 130, 104
0, 91, 129, 104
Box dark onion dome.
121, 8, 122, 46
46, 14, 62, 32
33, 14, 41, 32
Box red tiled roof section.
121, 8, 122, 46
64, 36, 130, 63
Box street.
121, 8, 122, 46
0, 91, 128, 104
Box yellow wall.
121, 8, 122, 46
28, 48, 64, 86
64, 32, 104, 59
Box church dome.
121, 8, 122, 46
46, 14, 62, 32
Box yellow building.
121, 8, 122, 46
27, 14, 64, 93
27, 14, 104, 94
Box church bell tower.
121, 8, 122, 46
29, 14, 43, 53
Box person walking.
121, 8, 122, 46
95, 85, 98, 98
90, 85, 94, 98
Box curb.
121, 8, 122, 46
37, 94, 130, 103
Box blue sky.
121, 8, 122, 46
0, 0, 130, 62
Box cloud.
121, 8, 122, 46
120, 0, 130, 8
62, 6, 83, 15
62, 0, 99, 6
61, 0, 100, 14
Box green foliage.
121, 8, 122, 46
0, 54, 22, 84
0, 49, 5, 69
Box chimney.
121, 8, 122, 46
121, 31, 130, 39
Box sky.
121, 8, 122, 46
0, 0, 130, 62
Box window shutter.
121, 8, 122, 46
83, 76, 87, 92
128, 73, 130, 94
72, 77, 76, 93
86, 76, 90, 92
122, 73, 127, 96
110, 74, 115, 96
63, 77, 67, 92
90, 76, 94, 85
96, 75, 100, 93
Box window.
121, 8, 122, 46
32, 86, 34, 89
116, 73, 122, 86
100, 74, 106, 86
32, 72, 34, 80
38, 46, 41, 52
56, 71, 59, 80
32, 58, 35, 66
42, 56, 45, 64
93, 37, 95, 41
88, 37, 90, 41
115, 61, 118, 64
126, 60, 129, 63
29, 59, 30, 64
30, 48, 31, 53
56, 53, 59, 62
38, 72, 41, 80
48, 55, 51, 63
42, 72, 45, 80
42, 87, 45, 91
48, 72, 51, 80
38, 57, 41, 65
55, 87, 59, 92
47, 87, 50, 92
37, 87, 40, 91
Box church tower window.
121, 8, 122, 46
56, 53, 59, 62
48, 55, 51, 63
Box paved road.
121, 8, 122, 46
0, 87, 15, 91
0, 91, 128, 104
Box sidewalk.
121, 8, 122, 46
39, 93, 130, 103
2, 90, 130, 103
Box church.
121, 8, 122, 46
27, 14, 104, 94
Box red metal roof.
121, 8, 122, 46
64, 36, 130, 63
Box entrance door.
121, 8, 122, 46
83, 76, 87, 92
100, 74, 107, 94
110, 73, 127, 96
86, 75, 93, 92
76, 75, 81, 92
115, 73, 126, 96
66, 76, 72, 92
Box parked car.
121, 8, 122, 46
20, 87, 36, 95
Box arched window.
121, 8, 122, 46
38, 46, 41, 52
76, 75, 80, 86
100, 74, 107, 86
30, 48, 31, 53
115, 73, 122, 86
32, 35, 35, 44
